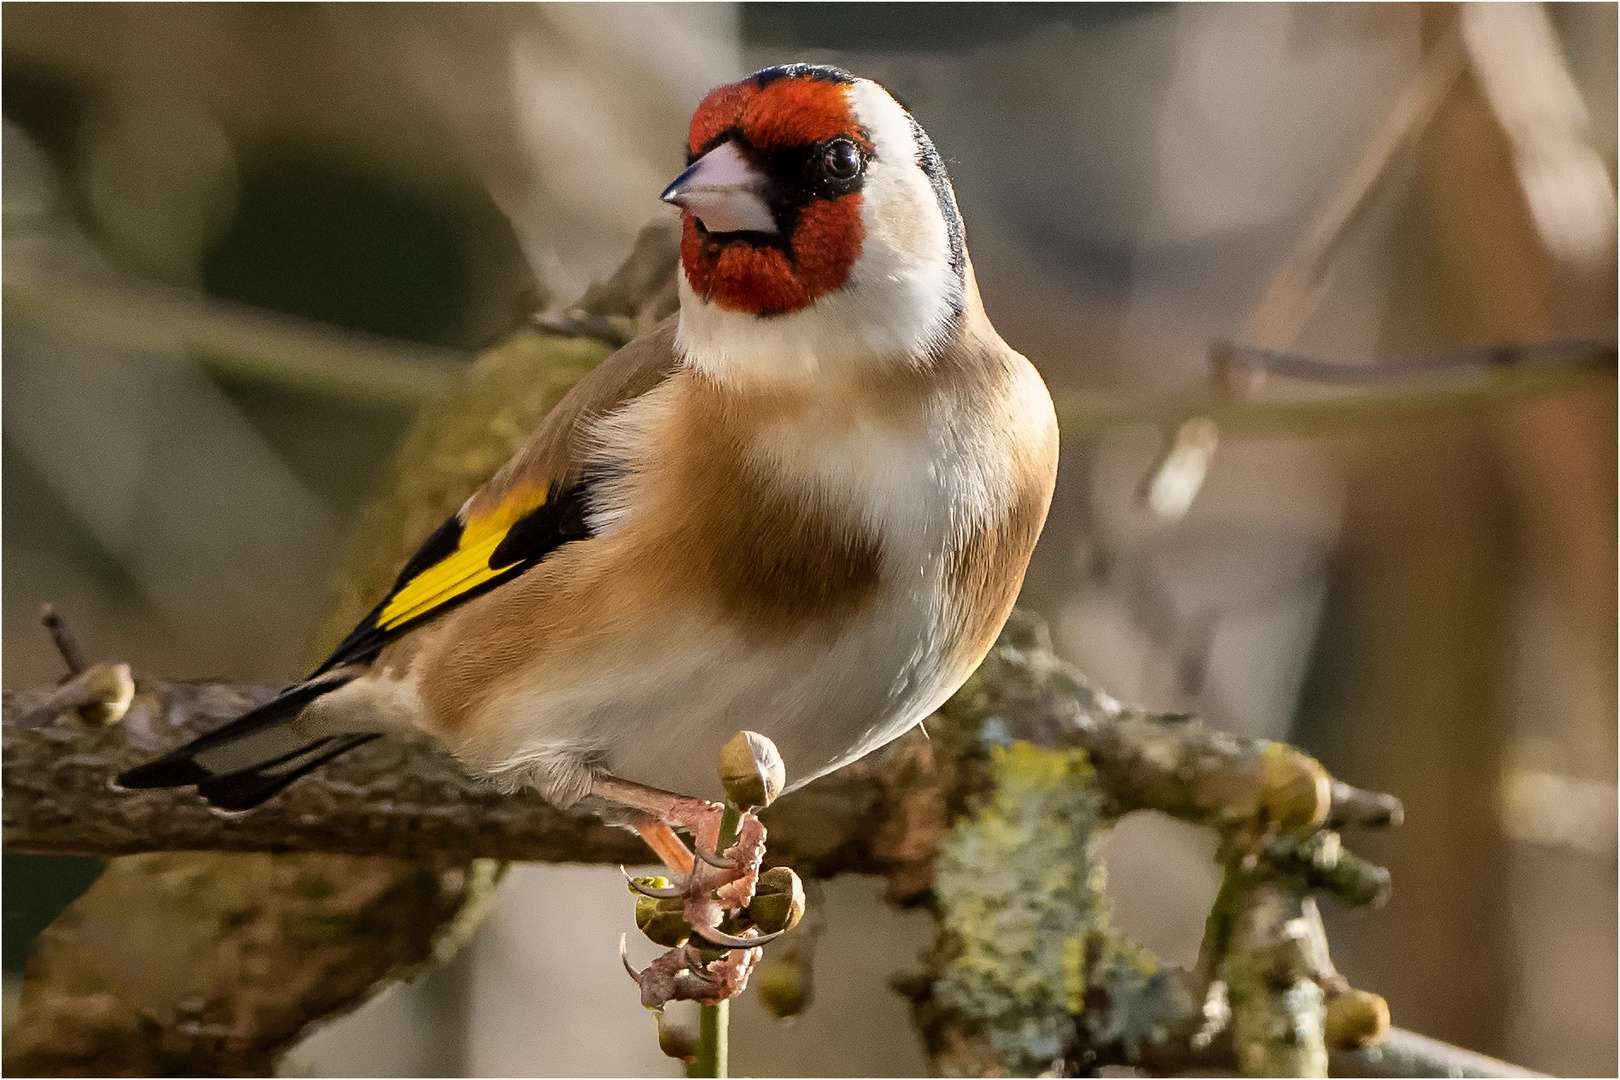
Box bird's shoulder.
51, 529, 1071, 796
315, 317, 683, 674
464, 316, 683, 527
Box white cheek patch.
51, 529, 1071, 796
676, 78, 965, 383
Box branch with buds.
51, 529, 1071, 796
4, 604, 1545, 1077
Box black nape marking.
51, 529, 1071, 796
905, 112, 966, 285
753, 63, 856, 88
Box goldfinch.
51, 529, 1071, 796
119, 65, 1058, 843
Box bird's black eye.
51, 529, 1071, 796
821, 138, 863, 181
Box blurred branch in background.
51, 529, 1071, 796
3, 265, 467, 407
1140, 4, 1616, 522
6, 254, 1611, 439
1292, 3, 1616, 1067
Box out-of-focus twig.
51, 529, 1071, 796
1333, 1026, 1548, 1078
1460, 1, 1616, 269
39, 603, 87, 676
1142, 21, 1468, 517
3, 264, 469, 405
1063, 340, 1614, 435
1242, 26, 1467, 352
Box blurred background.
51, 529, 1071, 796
2, 3, 1614, 1076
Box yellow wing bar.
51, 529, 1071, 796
374, 482, 553, 632
377, 531, 512, 630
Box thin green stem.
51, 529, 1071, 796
685, 803, 742, 1079
686, 998, 729, 1079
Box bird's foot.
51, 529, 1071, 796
600, 734, 803, 1011
619, 807, 780, 1008
600, 774, 770, 913
621, 936, 763, 1009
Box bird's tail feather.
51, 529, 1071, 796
194, 733, 378, 811
116, 675, 376, 811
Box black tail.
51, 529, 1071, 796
116, 676, 377, 811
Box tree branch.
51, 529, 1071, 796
2, 615, 1390, 897
5, 611, 1551, 1077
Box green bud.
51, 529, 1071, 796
655, 1011, 698, 1062
1325, 988, 1390, 1049
635, 895, 691, 948
754, 952, 812, 1018
747, 866, 806, 934
1260, 744, 1332, 832
79, 662, 135, 725
719, 730, 786, 808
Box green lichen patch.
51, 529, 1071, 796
931, 740, 1117, 1073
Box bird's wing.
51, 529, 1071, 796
314, 317, 682, 675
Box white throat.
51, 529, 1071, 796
675, 78, 965, 383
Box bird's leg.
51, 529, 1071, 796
593, 771, 768, 929
632, 819, 696, 878
591, 772, 725, 879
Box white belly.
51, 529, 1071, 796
461, 537, 954, 803
468, 413, 980, 801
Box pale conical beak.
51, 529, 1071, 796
661, 141, 779, 235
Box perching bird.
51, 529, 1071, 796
119, 64, 1058, 852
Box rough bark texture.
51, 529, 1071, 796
4, 850, 499, 1077
6, 610, 1416, 1077
2, 619, 1394, 888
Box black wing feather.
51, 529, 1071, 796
313, 479, 596, 676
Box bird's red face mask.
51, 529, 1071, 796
663, 66, 873, 318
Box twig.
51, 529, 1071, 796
1061, 341, 1614, 436
1215, 338, 1614, 386
21, 607, 134, 730
1141, 21, 1468, 516
1243, 26, 1466, 350
3, 264, 468, 406
1333, 1026, 1548, 1078
39, 604, 86, 676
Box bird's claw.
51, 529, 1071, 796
611, 734, 795, 1010
692, 923, 784, 950
620, 934, 644, 982
620, 800, 780, 1009
621, 865, 686, 899
693, 844, 738, 869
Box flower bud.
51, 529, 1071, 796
1260, 745, 1332, 832
79, 662, 135, 725
655, 1011, 698, 1062
747, 866, 805, 934
720, 730, 786, 808
754, 952, 812, 1018
635, 895, 692, 948
1325, 988, 1390, 1049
